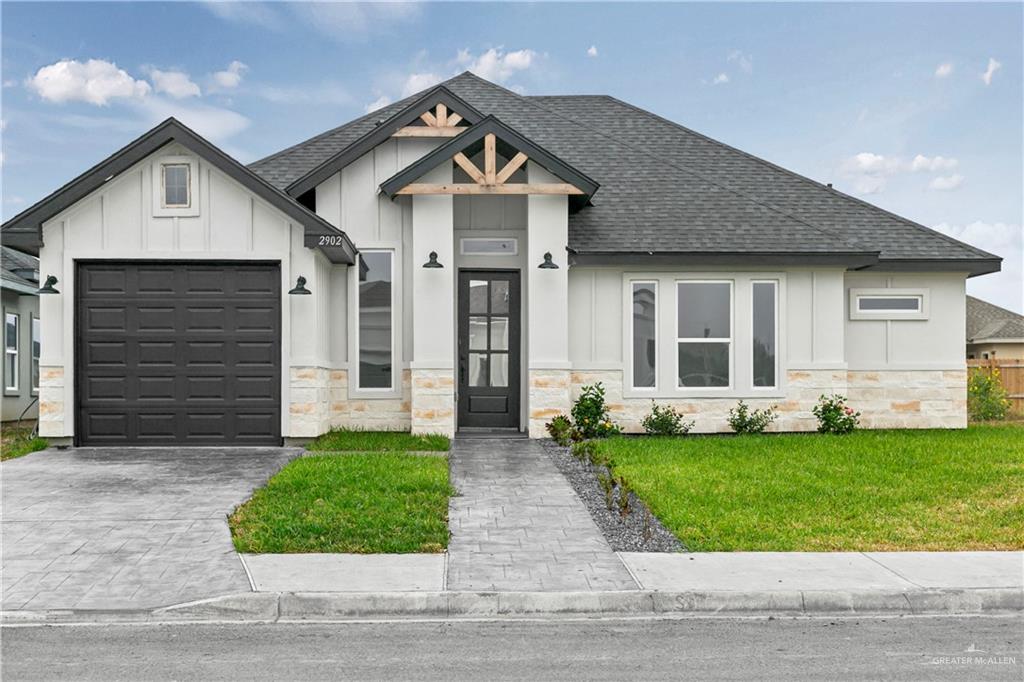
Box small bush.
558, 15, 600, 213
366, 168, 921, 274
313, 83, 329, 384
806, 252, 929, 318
641, 401, 695, 436
968, 367, 1012, 421
812, 394, 860, 434
545, 414, 574, 445
571, 383, 621, 439
727, 401, 778, 434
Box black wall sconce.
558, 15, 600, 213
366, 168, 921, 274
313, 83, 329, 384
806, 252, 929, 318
288, 276, 311, 295
537, 252, 559, 269
37, 275, 60, 294
422, 251, 444, 268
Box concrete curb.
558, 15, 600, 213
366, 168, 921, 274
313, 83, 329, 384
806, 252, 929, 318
3, 588, 1021, 624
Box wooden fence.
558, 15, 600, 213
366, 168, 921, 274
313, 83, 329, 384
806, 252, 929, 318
967, 359, 1024, 414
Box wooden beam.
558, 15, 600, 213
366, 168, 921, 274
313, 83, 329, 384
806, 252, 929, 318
396, 183, 585, 196
453, 153, 487, 185
392, 126, 464, 137
446, 112, 463, 127
419, 110, 438, 127
484, 133, 497, 184
495, 152, 528, 185
436, 103, 447, 127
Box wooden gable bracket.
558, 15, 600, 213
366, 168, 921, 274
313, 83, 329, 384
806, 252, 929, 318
392, 102, 465, 138
397, 133, 584, 196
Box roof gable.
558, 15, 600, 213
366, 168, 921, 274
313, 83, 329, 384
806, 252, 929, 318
284, 85, 486, 198
2, 118, 357, 263
967, 296, 1024, 342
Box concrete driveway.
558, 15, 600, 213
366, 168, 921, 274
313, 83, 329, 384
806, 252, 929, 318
2, 447, 298, 612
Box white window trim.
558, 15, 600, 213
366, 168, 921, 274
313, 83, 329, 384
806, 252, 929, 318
161, 163, 192, 209
353, 249, 397, 394
750, 280, 779, 391
30, 315, 40, 395
459, 237, 518, 256
675, 279, 734, 392
151, 155, 200, 218
849, 287, 929, 320
4, 311, 19, 394
628, 280, 659, 391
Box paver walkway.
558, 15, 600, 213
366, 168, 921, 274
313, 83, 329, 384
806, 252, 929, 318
446, 438, 637, 591
2, 447, 297, 611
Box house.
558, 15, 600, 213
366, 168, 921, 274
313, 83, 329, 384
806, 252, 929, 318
1, 246, 41, 423
0, 72, 1001, 445
967, 296, 1024, 360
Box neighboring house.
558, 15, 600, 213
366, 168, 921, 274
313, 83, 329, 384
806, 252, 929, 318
966, 296, 1024, 360
1, 246, 41, 423
0, 72, 1001, 445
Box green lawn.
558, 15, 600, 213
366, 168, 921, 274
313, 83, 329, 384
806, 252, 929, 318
594, 425, 1024, 551
1, 426, 47, 462
229, 453, 452, 553
307, 428, 450, 453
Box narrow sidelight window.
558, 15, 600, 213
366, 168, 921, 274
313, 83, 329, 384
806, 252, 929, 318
162, 163, 191, 208
631, 281, 657, 388
752, 281, 777, 388
4, 312, 18, 392
31, 316, 40, 393
676, 281, 731, 388
357, 251, 393, 389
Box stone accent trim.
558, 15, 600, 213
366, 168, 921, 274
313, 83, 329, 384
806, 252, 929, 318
290, 367, 414, 436
288, 366, 332, 438
411, 369, 455, 437
528, 369, 571, 438
38, 365, 65, 437
567, 369, 967, 434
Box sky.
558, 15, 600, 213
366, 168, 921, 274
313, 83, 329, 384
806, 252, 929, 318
2, 1, 1021, 311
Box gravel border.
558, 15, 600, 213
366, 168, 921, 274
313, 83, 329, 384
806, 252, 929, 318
542, 440, 685, 552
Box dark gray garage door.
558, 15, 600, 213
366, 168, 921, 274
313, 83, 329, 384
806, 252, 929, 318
76, 262, 281, 446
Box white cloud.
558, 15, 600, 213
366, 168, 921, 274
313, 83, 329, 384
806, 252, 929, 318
200, 1, 280, 28
136, 98, 249, 143
928, 174, 965, 191
365, 95, 392, 113
981, 57, 1001, 86
712, 73, 730, 85
910, 154, 958, 172
26, 59, 151, 105
727, 50, 753, 74
212, 61, 248, 90
461, 48, 537, 84
402, 72, 443, 97
934, 221, 1023, 313
934, 62, 953, 78
145, 68, 200, 99
587, 45, 598, 58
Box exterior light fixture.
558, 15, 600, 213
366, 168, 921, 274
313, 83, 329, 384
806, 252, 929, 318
422, 251, 444, 268
37, 275, 60, 294
538, 252, 559, 269
288, 276, 311, 295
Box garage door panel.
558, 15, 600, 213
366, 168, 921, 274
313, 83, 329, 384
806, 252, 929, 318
77, 262, 281, 446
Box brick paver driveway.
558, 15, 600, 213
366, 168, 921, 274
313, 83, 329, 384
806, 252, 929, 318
2, 447, 298, 612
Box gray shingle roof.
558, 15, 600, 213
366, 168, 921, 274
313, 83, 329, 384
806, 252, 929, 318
1, 246, 39, 292
249, 72, 999, 272
967, 296, 1024, 342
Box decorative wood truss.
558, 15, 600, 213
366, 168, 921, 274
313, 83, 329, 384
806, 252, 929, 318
392, 102, 466, 138
396, 133, 585, 196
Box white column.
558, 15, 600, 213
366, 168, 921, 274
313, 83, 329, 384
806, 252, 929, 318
526, 162, 571, 437
410, 162, 455, 436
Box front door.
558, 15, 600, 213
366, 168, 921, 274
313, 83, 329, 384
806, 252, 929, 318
457, 270, 521, 429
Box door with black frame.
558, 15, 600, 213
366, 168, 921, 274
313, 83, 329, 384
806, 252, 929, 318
457, 270, 521, 429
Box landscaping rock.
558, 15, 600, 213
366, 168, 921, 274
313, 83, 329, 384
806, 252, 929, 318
541, 440, 684, 553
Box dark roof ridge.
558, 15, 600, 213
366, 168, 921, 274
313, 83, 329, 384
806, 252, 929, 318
594, 94, 999, 262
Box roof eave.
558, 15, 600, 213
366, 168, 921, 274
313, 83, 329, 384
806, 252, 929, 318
857, 257, 1002, 278
567, 251, 880, 268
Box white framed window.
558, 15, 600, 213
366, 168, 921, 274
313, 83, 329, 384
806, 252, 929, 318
31, 316, 41, 394
849, 288, 929, 320
4, 312, 19, 393
460, 237, 518, 256
630, 281, 658, 389
356, 250, 394, 390
676, 280, 732, 389
751, 281, 778, 389
151, 155, 199, 217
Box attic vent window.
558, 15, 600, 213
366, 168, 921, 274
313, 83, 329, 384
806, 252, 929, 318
162, 164, 191, 208
460, 238, 517, 256
849, 288, 930, 320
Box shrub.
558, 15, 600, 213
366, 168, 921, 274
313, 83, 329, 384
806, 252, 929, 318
812, 394, 860, 434
545, 414, 574, 445
571, 382, 620, 439
641, 401, 695, 436
727, 400, 778, 434
968, 367, 1012, 421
